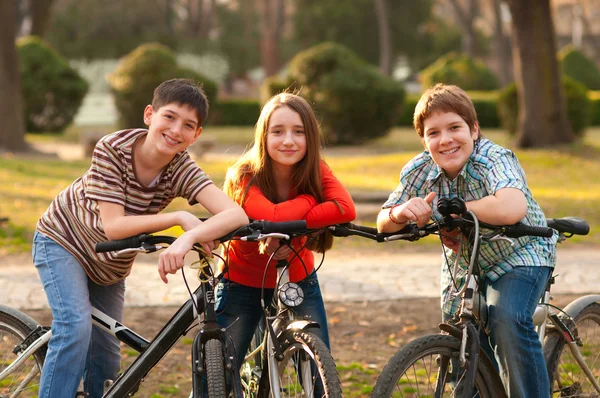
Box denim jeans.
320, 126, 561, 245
444, 265, 552, 398
215, 272, 330, 370
33, 231, 125, 398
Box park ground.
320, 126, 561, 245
22, 292, 582, 397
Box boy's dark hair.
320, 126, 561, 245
152, 78, 209, 125
413, 84, 478, 139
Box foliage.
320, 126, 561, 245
211, 100, 261, 126
46, 0, 177, 59
17, 36, 89, 133
420, 52, 499, 91
497, 76, 591, 137
292, 0, 434, 71
559, 45, 600, 90
107, 43, 218, 129
277, 42, 405, 145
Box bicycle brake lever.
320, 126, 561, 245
487, 233, 515, 246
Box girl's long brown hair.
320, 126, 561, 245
224, 92, 333, 252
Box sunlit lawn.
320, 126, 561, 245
1, 126, 599, 254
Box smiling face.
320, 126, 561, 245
265, 105, 307, 173
423, 111, 479, 180
143, 103, 202, 157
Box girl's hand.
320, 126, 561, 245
262, 237, 293, 260
177, 211, 203, 232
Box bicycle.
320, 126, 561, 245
357, 198, 596, 397
0, 219, 322, 398
231, 225, 343, 397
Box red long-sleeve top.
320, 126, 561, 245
224, 161, 356, 288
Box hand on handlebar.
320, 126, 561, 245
261, 237, 293, 260
441, 228, 462, 253
394, 192, 436, 227
158, 232, 219, 283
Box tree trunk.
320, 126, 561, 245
490, 0, 513, 86
374, 0, 392, 76
259, 0, 284, 77
30, 0, 54, 37
448, 0, 478, 56
505, 0, 574, 147
0, 0, 28, 153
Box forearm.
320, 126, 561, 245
102, 212, 186, 240
377, 207, 408, 233
466, 188, 527, 225
182, 207, 249, 243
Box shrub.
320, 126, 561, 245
108, 43, 218, 129
211, 99, 261, 126
559, 45, 600, 90
497, 76, 590, 137
283, 42, 405, 145
588, 90, 600, 125
420, 52, 499, 91
17, 36, 89, 133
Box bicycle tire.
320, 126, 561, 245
372, 334, 503, 397
544, 302, 600, 397
204, 339, 227, 397
261, 330, 341, 398
0, 305, 46, 397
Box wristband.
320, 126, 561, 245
388, 204, 405, 225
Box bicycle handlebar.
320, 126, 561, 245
95, 220, 309, 253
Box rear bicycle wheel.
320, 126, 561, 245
0, 305, 46, 397
204, 339, 227, 397
372, 334, 502, 397
240, 324, 267, 398
268, 330, 341, 398
544, 302, 600, 397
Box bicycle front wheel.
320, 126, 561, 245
204, 339, 227, 397
544, 302, 600, 397
268, 330, 341, 398
0, 305, 46, 397
372, 334, 502, 397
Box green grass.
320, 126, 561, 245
2, 126, 599, 254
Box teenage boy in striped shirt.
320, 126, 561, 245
377, 84, 557, 398
34, 78, 248, 398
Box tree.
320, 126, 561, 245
447, 0, 479, 56
490, 0, 512, 86
30, 0, 55, 37
374, 0, 392, 76
0, 0, 28, 152
505, 0, 574, 147
258, 0, 285, 77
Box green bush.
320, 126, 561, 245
497, 76, 591, 137
260, 76, 294, 104
108, 43, 218, 129
17, 36, 89, 133
211, 99, 261, 126
420, 52, 499, 91
559, 45, 600, 90
282, 42, 405, 145
588, 91, 600, 125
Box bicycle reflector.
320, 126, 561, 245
279, 282, 304, 307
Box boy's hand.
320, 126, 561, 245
395, 192, 436, 227
441, 229, 462, 253
177, 211, 203, 232
158, 234, 221, 283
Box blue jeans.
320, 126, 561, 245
215, 272, 330, 370
33, 231, 125, 398
445, 265, 552, 398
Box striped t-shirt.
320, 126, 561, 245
36, 129, 213, 285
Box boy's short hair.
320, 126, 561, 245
413, 84, 478, 138
152, 78, 209, 126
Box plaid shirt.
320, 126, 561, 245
383, 138, 557, 315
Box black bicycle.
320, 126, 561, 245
0, 219, 318, 398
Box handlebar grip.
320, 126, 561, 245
250, 220, 308, 234
503, 223, 554, 239
329, 223, 378, 237
95, 234, 149, 253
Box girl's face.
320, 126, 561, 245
266, 106, 307, 171
423, 111, 478, 180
